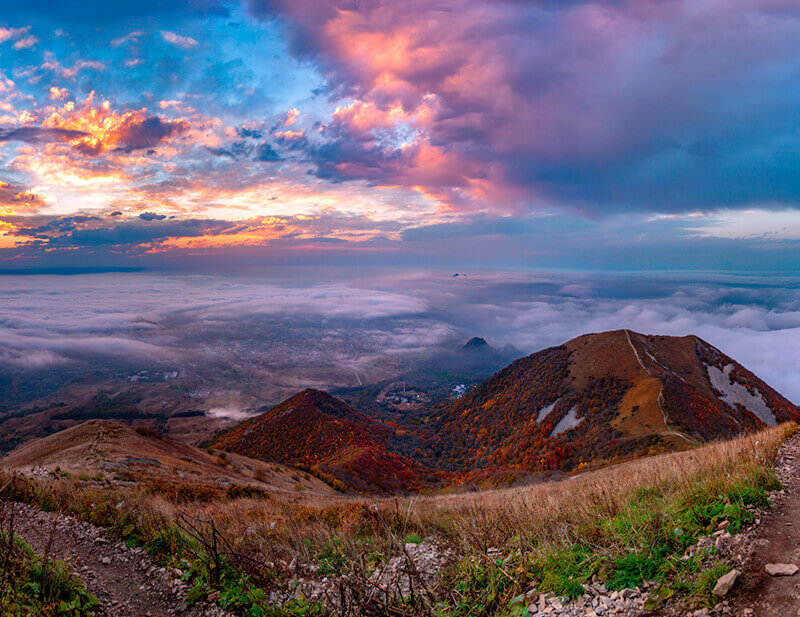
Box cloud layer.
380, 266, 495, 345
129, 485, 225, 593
4, 270, 800, 403
256, 0, 800, 213
1, 1, 800, 268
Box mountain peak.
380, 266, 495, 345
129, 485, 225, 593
206, 389, 424, 492
430, 329, 800, 480
463, 336, 490, 350
289, 387, 348, 407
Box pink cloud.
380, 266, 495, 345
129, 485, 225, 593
41, 53, 105, 79
161, 30, 199, 49
0, 26, 29, 44
255, 0, 800, 214
13, 34, 38, 49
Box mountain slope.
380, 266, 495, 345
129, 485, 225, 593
0, 419, 335, 494
427, 330, 800, 480
204, 331, 800, 492
204, 389, 426, 492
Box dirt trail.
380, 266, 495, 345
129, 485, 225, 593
7, 502, 228, 617
623, 329, 695, 446
738, 435, 800, 616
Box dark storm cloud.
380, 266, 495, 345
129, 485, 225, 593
255, 142, 281, 162
21, 215, 102, 234
113, 115, 190, 152
42, 220, 236, 247
253, 0, 800, 213
11, 214, 239, 248
0, 126, 88, 144
236, 127, 262, 139
138, 212, 167, 221
207, 137, 282, 162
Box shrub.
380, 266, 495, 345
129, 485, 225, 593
135, 426, 163, 439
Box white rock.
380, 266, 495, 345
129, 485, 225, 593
712, 569, 740, 596
765, 563, 799, 576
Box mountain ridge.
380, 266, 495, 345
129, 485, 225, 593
204, 389, 427, 492
0, 419, 336, 494
177, 330, 800, 492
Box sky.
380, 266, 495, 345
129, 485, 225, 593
2, 0, 800, 270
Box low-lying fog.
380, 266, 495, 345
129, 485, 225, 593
3, 268, 800, 403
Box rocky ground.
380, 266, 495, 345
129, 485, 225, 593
6, 502, 229, 617
489, 434, 800, 617
523, 581, 650, 616
6, 435, 800, 616
736, 434, 800, 616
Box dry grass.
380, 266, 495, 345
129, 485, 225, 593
1, 423, 795, 616
194, 421, 790, 550
403, 422, 792, 546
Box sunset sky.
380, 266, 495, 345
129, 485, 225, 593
3, 0, 800, 270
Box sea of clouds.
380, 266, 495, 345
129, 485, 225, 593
2, 268, 800, 401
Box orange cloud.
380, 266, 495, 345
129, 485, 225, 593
274, 129, 304, 141
40, 94, 190, 155
0, 180, 47, 211
284, 108, 300, 126
48, 86, 69, 101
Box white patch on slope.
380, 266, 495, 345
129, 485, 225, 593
278, 405, 295, 419
536, 400, 558, 424
551, 406, 581, 437
706, 363, 776, 426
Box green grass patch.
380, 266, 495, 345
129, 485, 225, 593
433, 461, 782, 616
0, 532, 98, 616
404, 532, 423, 544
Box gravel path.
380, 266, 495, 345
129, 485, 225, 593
7, 502, 230, 617
738, 434, 800, 616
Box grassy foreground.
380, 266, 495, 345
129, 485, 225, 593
0, 508, 98, 616
0, 423, 796, 616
